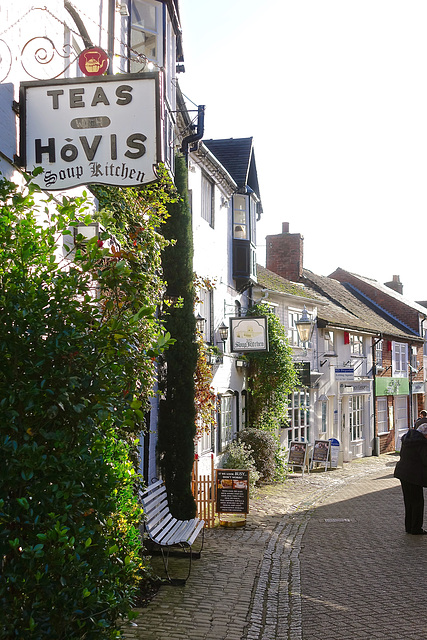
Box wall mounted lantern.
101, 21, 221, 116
295, 306, 315, 344
196, 313, 206, 334
218, 321, 229, 348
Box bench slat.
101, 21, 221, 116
160, 519, 194, 545
141, 480, 204, 548
141, 486, 168, 507
146, 505, 172, 531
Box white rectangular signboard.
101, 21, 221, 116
20, 73, 161, 190
335, 367, 354, 381
230, 317, 268, 352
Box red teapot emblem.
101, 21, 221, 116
78, 47, 109, 76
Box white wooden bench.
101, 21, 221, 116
140, 479, 205, 584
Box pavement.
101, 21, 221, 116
123, 454, 427, 640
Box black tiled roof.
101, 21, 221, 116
203, 138, 261, 200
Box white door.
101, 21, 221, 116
395, 396, 408, 451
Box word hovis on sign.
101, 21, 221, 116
20, 74, 161, 190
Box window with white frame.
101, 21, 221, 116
392, 342, 408, 377
377, 397, 388, 434
375, 339, 383, 367
285, 390, 310, 445
200, 410, 215, 454
324, 330, 334, 353
350, 334, 364, 356
201, 172, 215, 227
349, 395, 364, 441
250, 197, 257, 245
233, 195, 248, 239
219, 394, 234, 452
131, 0, 163, 70
410, 346, 418, 370
198, 288, 213, 343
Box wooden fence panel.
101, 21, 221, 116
192, 454, 216, 528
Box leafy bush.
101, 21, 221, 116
246, 303, 298, 432
221, 440, 260, 494
238, 428, 278, 482
0, 174, 174, 638
274, 443, 290, 482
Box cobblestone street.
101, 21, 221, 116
123, 455, 427, 639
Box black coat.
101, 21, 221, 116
394, 429, 427, 487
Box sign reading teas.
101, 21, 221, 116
20, 73, 161, 190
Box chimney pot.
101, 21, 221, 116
385, 275, 403, 294
282, 222, 289, 234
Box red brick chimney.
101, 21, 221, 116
384, 275, 403, 295
266, 222, 304, 282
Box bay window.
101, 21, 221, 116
232, 194, 257, 282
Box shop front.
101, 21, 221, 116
339, 380, 372, 460
375, 377, 409, 452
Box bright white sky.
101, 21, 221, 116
179, 0, 427, 302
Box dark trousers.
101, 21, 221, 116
400, 480, 424, 534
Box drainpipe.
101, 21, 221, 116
181, 105, 205, 160
64, 0, 93, 48
234, 390, 240, 434
107, 0, 115, 74
372, 336, 382, 456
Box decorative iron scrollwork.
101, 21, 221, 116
0, 39, 12, 83
21, 37, 79, 80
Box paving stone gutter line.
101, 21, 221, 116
123, 454, 400, 640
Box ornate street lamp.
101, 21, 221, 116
195, 313, 206, 334
295, 306, 315, 344
218, 321, 229, 348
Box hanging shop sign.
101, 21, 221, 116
340, 380, 371, 395
230, 316, 268, 352
294, 362, 311, 387
78, 47, 109, 76
19, 73, 161, 190
375, 377, 409, 396
335, 367, 354, 381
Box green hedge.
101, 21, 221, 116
0, 175, 173, 638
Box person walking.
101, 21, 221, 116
394, 424, 427, 535
414, 409, 427, 429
